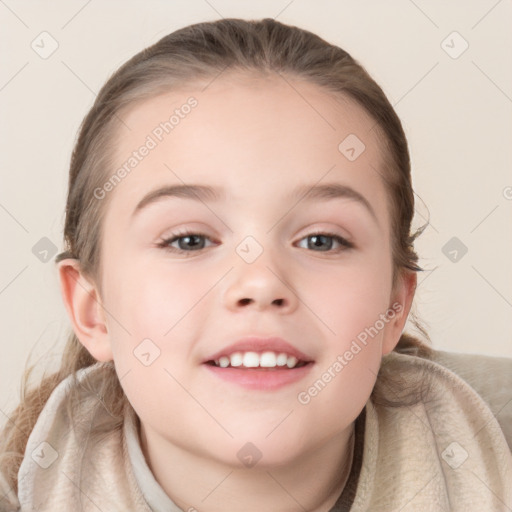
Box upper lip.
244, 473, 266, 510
203, 336, 314, 363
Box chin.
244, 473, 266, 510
213, 434, 311, 470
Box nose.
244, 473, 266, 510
223, 248, 299, 314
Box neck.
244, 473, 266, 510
139, 422, 355, 512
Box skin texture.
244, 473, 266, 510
58, 73, 416, 511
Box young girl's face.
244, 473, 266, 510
81, 73, 414, 467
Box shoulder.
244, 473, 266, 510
384, 348, 512, 450
428, 348, 512, 449
427, 348, 512, 391
361, 349, 512, 509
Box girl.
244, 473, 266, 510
1, 18, 511, 512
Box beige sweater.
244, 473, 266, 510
1, 349, 511, 511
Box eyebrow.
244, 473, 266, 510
291, 182, 377, 223
132, 184, 224, 218
132, 182, 377, 223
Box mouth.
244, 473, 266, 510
202, 349, 315, 391
204, 351, 312, 370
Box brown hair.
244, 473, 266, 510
0, 17, 432, 493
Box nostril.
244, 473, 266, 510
237, 298, 284, 306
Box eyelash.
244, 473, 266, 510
156, 229, 354, 256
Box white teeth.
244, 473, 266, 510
243, 352, 260, 367
276, 353, 288, 366
230, 352, 243, 367
286, 356, 298, 368
213, 351, 304, 369
260, 351, 277, 367
218, 356, 230, 368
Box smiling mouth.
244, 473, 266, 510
203, 350, 314, 391
204, 351, 313, 370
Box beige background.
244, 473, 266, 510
1, 0, 511, 416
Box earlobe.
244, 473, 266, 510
382, 271, 417, 356
57, 259, 113, 362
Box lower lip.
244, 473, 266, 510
202, 363, 314, 391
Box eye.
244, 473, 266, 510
157, 230, 353, 256
296, 231, 353, 253
157, 231, 216, 255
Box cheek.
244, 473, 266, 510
300, 254, 393, 402
101, 258, 225, 389
296, 269, 388, 424
303, 253, 394, 408
100, 262, 205, 425
305, 257, 393, 338
104, 259, 208, 335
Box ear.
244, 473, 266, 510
57, 258, 113, 362
381, 270, 417, 356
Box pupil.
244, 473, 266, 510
310, 235, 332, 251
181, 235, 203, 250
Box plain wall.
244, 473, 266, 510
1, 0, 511, 416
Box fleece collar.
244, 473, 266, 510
13, 351, 512, 511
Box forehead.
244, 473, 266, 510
107, 72, 388, 216
116, 72, 380, 154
